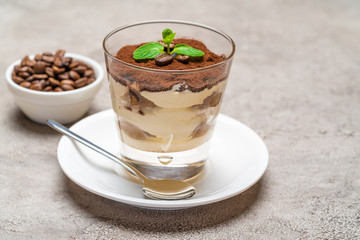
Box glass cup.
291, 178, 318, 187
103, 20, 235, 180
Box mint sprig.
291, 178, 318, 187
171, 44, 204, 57
133, 28, 205, 61
162, 28, 176, 54
133, 42, 164, 60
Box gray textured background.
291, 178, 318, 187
1, 0, 359, 239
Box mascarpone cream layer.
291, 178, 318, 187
109, 76, 224, 152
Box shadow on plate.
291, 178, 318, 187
64, 174, 265, 232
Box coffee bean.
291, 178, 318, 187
13, 66, 20, 73
61, 84, 74, 91
20, 81, 31, 88
35, 54, 42, 61
175, 55, 190, 64
84, 69, 94, 78
25, 76, 34, 81
52, 65, 65, 74
74, 78, 87, 88
13, 76, 24, 84
155, 53, 173, 66
26, 59, 36, 67
55, 49, 65, 58
14, 66, 28, 73
14, 65, 21, 73
69, 61, 79, 69
69, 70, 80, 80
72, 66, 86, 75
87, 77, 95, 85
39, 79, 47, 88
79, 63, 89, 68
42, 55, 55, 63
58, 72, 69, 80
33, 74, 48, 79
43, 86, 53, 91
49, 77, 60, 86
21, 66, 30, 72
32, 80, 40, 85
61, 79, 75, 87
18, 71, 30, 78
54, 57, 63, 67
21, 56, 29, 66
30, 83, 43, 91
45, 67, 55, 77
54, 87, 63, 92
34, 61, 47, 73
63, 57, 72, 67
27, 67, 34, 75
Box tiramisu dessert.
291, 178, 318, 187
106, 28, 230, 153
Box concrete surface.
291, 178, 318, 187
1, 0, 360, 239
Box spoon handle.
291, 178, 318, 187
47, 120, 145, 183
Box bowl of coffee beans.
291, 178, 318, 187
5, 50, 104, 124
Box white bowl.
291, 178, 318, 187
5, 53, 104, 124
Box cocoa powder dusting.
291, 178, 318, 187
109, 39, 229, 92
116, 39, 223, 70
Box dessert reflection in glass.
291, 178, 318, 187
103, 21, 235, 180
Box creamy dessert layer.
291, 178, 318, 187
109, 75, 226, 152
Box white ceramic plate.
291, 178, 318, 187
57, 109, 268, 209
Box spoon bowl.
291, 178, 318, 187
47, 120, 196, 200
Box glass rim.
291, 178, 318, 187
102, 19, 236, 74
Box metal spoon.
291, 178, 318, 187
47, 120, 195, 200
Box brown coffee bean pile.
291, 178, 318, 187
12, 50, 96, 92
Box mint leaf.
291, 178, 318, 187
163, 33, 176, 45
133, 42, 165, 60
171, 44, 204, 57
162, 28, 172, 39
